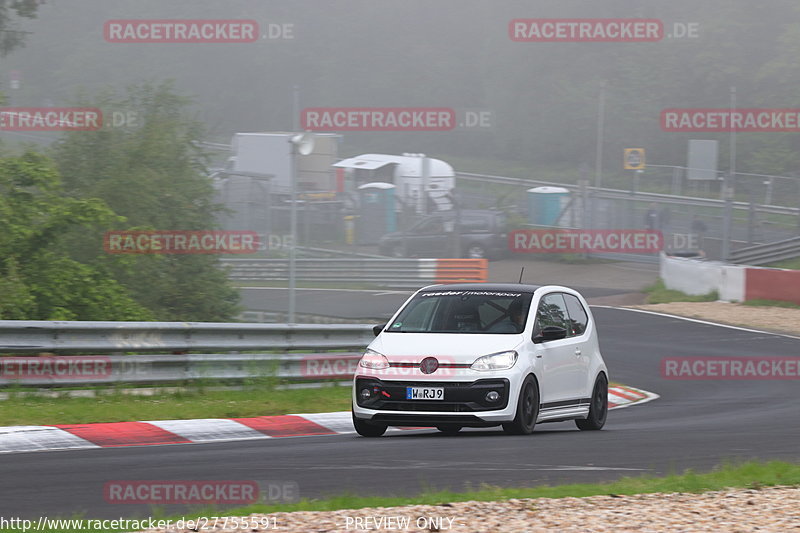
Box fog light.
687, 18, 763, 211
360, 388, 371, 400
486, 391, 500, 402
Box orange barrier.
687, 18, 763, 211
434, 259, 489, 284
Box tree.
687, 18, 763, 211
0, 151, 152, 320
0, 0, 39, 57
52, 82, 241, 322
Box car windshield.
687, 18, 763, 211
387, 290, 532, 334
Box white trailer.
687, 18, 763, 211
333, 153, 454, 213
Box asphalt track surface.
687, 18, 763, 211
2, 308, 800, 520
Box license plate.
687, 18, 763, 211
406, 387, 444, 400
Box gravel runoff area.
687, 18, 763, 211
628, 302, 800, 337
135, 485, 800, 532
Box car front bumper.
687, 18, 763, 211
352, 375, 519, 427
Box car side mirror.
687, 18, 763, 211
533, 325, 567, 344
373, 324, 386, 337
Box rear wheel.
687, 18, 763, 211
436, 425, 462, 435
352, 411, 387, 437
576, 373, 608, 431
502, 376, 539, 435
464, 244, 487, 259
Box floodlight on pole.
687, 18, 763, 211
288, 131, 315, 323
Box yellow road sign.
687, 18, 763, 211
624, 148, 646, 170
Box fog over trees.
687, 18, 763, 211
4, 0, 800, 176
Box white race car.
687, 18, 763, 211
352, 283, 608, 437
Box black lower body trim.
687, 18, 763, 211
539, 397, 592, 411
369, 413, 500, 428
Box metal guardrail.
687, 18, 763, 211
0, 352, 363, 387
456, 171, 800, 217
296, 245, 386, 259
0, 321, 375, 354
0, 321, 374, 388
728, 236, 800, 266
222, 258, 488, 288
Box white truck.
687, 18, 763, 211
333, 153, 455, 213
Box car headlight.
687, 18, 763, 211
470, 350, 518, 371
359, 349, 390, 370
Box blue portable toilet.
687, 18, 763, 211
357, 183, 397, 245
528, 186, 570, 226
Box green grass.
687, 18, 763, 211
2, 460, 798, 532
227, 459, 800, 513
767, 258, 800, 270
643, 279, 718, 304
0, 383, 353, 426
741, 299, 800, 309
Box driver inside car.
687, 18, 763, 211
488, 299, 524, 333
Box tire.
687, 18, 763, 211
576, 373, 608, 431
436, 425, 462, 435
464, 244, 487, 259
502, 375, 539, 435
352, 411, 387, 437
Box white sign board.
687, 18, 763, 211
687, 140, 719, 181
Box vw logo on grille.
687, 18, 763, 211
419, 357, 439, 374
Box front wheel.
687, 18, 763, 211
352, 411, 387, 437
576, 373, 608, 431
502, 376, 539, 435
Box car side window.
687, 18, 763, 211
532, 293, 569, 338
414, 217, 444, 235
459, 216, 490, 233
563, 293, 589, 337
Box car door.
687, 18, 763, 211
408, 215, 446, 257
562, 292, 592, 399
533, 292, 585, 403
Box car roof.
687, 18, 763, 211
420, 283, 542, 294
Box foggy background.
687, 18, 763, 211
4, 0, 800, 180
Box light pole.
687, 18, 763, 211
594, 80, 607, 190
721, 86, 736, 261
592, 80, 607, 231
288, 132, 315, 323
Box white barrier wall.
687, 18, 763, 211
718, 265, 746, 302
659, 253, 746, 301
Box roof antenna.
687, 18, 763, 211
518, 267, 525, 284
